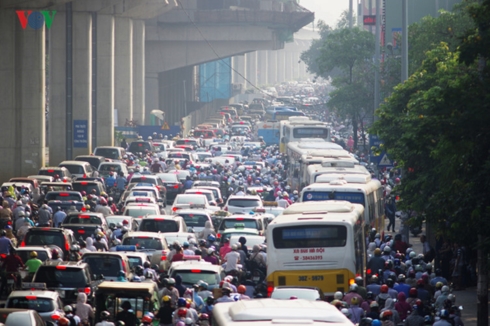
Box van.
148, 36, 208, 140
93, 146, 126, 160
74, 155, 106, 169
58, 160, 96, 179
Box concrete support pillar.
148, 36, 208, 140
235, 55, 246, 90
72, 12, 92, 157
231, 56, 239, 84
132, 20, 145, 126
114, 17, 133, 127
246, 52, 257, 89
0, 10, 46, 181
267, 51, 276, 84
49, 11, 67, 165
257, 51, 268, 86
278, 51, 286, 83
96, 15, 115, 147
285, 51, 293, 81
145, 72, 159, 125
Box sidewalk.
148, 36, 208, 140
398, 229, 488, 326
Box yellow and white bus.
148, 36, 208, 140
285, 140, 352, 189
305, 163, 370, 186
266, 201, 365, 296
212, 298, 354, 326
300, 178, 384, 230
279, 118, 330, 153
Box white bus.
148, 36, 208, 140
285, 140, 351, 189
279, 118, 330, 153
266, 201, 365, 296
305, 163, 369, 186
212, 298, 353, 326
300, 178, 384, 230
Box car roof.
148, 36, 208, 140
82, 251, 128, 258
124, 203, 159, 209
59, 160, 90, 165
224, 214, 264, 220
15, 246, 51, 252
228, 195, 261, 200
27, 227, 72, 234
174, 209, 211, 216
125, 231, 166, 238
222, 228, 260, 235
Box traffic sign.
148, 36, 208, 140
161, 122, 170, 130
378, 153, 392, 166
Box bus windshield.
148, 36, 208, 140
272, 225, 347, 248
302, 191, 365, 205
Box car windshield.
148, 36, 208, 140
178, 214, 208, 228
94, 148, 120, 159
171, 270, 218, 286
83, 256, 121, 277
176, 196, 205, 205
59, 164, 85, 175
64, 214, 102, 225
25, 232, 65, 249
139, 220, 179, 233
127, 256, 144, 269
123, 237, 163, 250
228, 199, 261, 208
124, 208, 158, 218
34, 267, 87, 287
7, 297, 55, 313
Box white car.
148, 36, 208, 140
122, 203, 161, 219
185, 188, 218, 206
168, 260, 224, 290
173, 209, 213, 233
171, 194, 219, 214
224, 195, 263, 214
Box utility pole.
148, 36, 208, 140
349, 0, 354, 28
374, 0, 380, 112
401, 0, 408, 82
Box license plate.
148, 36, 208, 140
252, 277, 260, 282
7, 279, 14, 284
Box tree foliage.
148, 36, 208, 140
371, 0, 490, 247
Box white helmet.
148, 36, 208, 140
334, 291, 343, 300
148, 136, 152, 140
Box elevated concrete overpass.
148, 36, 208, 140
0, 0, 313, 182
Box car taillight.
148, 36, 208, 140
366, 269, 372, 275
216, 233, 221, 239
267, 281, 274, 297
78, 287, 91, 295
78, 230, 85, 234
56, 266, 67, 270
173, 185, 179, 189
26, 295, 37, 300
20, 240, 25, 247
172, 207, 179, 212
65, 239, 70, 251
161, 255, 167, 261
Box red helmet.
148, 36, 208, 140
237, 285, 246, 294
122, 220, 129, 225
409, 288, 418, 297
381, 310, 393, 318
99, 197, 107, 205
177, 308, 188, 317
395, 178, 400, 184
416, 279, 424, 286
142, 315, 153, 323
81, 191, 87, 196
380, 284, 389, 293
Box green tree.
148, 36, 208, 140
316, 27, 375, 149
300, 21, 332, 77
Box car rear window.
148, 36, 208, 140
271, 289, 320, 301
64, 214, 102, 225
45, 192, 82, 201
128, 142, 152, 153
221, 219, 258, 230
176, 196, 205, 205
39, 169, 63, 177
25, 232, 66, 249
130, 177, 157, 185
7, 297, 55, 313
178, 214, 208, 228
170, 270, 218, 286
123, 237, 163, 250
83, 256, 122, 277
94, 148, 120, 159
34, 267, 88, 287
124, 208, 158, 218
17, 250, 49, 263
72, 183, 101, 195
59, 164, 85, 175
228, 199, 261, 207
158, 174, 179, 182
99, 164, 123, 174
186, 191, 212, 202
139, 220, 179, 233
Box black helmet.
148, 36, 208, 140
135, 265, 144, 276
206, 296, 215, 305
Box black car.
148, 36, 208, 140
32, 261, 102, 304
61, 212, 109, 241
72, 180, 106, 196
127, 140, 152, 154
21, 227, 77, 258
156, 173, 183, 203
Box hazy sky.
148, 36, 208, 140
299, 0, 351, 27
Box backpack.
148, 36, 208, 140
67, 315, 77, 326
